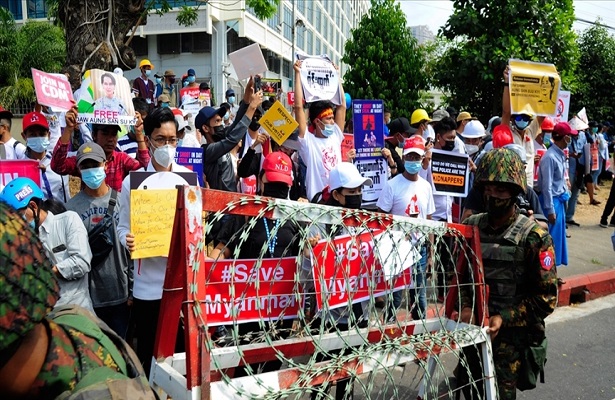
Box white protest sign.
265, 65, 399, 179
228, 43, 268, 81
299, 56, 340, 103
552, 90, 570, 124
76, 69, 137, 125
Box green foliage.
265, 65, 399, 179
0, 7, 66, 108
152, 0, 279, 26
342, 0, 429, 119
570, 22, 615, 121
433, 0, 578, 122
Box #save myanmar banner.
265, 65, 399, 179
202, 258, 300, 326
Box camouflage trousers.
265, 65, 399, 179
456, 328, 528, 400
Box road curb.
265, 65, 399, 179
557, 269, 615, 306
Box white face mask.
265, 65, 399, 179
466, 144, 479, 155
152, 144, 176, 168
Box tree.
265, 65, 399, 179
570, 22, 615, 122
433, 0, 578, 122
0, 7, 66, 109
342, 0, 429, 119
46, 0, 278, 88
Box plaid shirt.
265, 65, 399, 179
50, 142, 150, 191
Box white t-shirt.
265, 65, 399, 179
511, 118, 539, 188
376, 173, 435, 219
2, 138, 27, 160
299, 124, 344, 201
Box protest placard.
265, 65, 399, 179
258, 100, 298, 146
261, 78, 280, 98
312, 230, 412, 310
298, 54, 341, 104
509, 59, 560, 116
553, 90, 570, 124
534, 148, 546, 183
287, 91, 295, 106
0, 160, 41, 191
354, 157, 386, 205
76, 69, 136, 125
174, 147, 204, 186
430, 149, 470, 197
228, 43, 268, 81
352, 100, 384, 159
341, 133, 354, 162
202, 257, 300, 326
31, 69, 74, 112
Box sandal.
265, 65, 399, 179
590, 199, 602, 206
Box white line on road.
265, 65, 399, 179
546, 293, 615, 325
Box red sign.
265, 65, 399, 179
287, 91, 295, 106
534, 148, 546, 183
180, 87, 200, 102
0, 160, 41, 190
341, 133, 355, 162
312, 230, 412, 310
31, 68, 74, 112
591, 142, 600, 171
203, 257, 300, 326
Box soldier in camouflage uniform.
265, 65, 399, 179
458, 148, 558, 399
0, 201, 154, 399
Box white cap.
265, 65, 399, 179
175, 115, 191, 132
462, 120, 486, 138
329, 162, 373, 190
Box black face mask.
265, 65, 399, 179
343, 194, 362, 209
211, 125, 225, 142
484, 195, 516, 218
168, 78, 176, 84
249, 120, 261, 132
442, 140, 455, 151
263, 182, 289, 199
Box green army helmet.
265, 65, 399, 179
474, 147, 527, 194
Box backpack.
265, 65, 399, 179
88, 190, 118, 269
50, 305, 157, 400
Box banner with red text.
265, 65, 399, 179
312, 230, 412, 310
32, 69, 74, 112
203, 257, 300, 326
0, 160, 41, 192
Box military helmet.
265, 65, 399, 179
474, 148, 527, 194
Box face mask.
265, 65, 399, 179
321, 123, 335, 137
484, 195, 516, 217
152, 144, 176, 168
343, 194, 362, 209
397, 136, 406, 149
168, 77, 176, 84
177, 138, 184, 147
22, 213, 35, 229
81, 166, 106, 189
564, 135, 571, 145
27, 136, 50, 153
262, 182, 289, 199
161, 103, 169, 108
228, 96, 236, 104
211, 124, 226, 142
465, 144, 479, 155
155, 78, 162, 84
404, 160, 422, 174
187, 76, 196, 83
224, 112, 230, 120
144, 69, 151, 77
183, 81, 189, 87
442, 140, 455, 151
249, 119, 261, 132
592, 127, 598, 134
514, 120, 530, 130
543, 133, 552, 147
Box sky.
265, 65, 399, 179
397, 0, 615, 36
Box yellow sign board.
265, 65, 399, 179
509, 59, 560, 116
258, 100, 299, 146
130, 188, 177, 259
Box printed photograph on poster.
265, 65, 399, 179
352, 100, 384, 159
430, 149, 470, 197
354, 157, 386, 204
261, 78, 281, 98
508, 59, 561, 117
76, 69, 137, 125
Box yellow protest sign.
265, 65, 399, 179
509, 59, 560, 116
258, 100, 299, 146
130, 189, 177, 259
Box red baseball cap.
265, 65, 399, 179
262, 151, 293, 186
22, 112, 49, 132
402, 135, 425, 156
552, 122, 578, 137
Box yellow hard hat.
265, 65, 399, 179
139, 59, 154, 69
410, 109, 431, 125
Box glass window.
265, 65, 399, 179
283, 6, 292, 41
315, 37, 321, 55
283, 60, 291, 78
158, 34, 181, 55
132, 36, 149, 57
315, 5, 321, 32
0, 0, 22, 19
152, 0, 200, 8
307, 30, 313, 54
296, 26, 305, 51
27, 0, 48, 19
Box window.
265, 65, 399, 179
315, 37, 321, 55
131, 36, 149, 57
27, 0, 48, 19
283, 60, 291, 78
307, 30, 313, 54
296, 26, 305, 51
227, 29, 253, 54
158, 32, 211, 55
263, 49, 280, 74
158, 33, 181, 55
0, 0, 22, 19
283, 6, 292, 41
152, 0, 200, 8
323, 16, 329, 43
267, 8, 280, 30
314, 5, 321, 32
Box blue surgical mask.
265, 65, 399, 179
22, 213, 35, 229
155, 77, 162, 84
224, 112, 230, 120
27, 137, 50, 153
592, 127, 598, 134
404, 160, 422, 174
161, 102, 170, 108
187, 75, 196, 83
322, 123, 335, 137
81, 166, 106, 189
397, 138, 405, 149
177, 138, 184, 147
144, 69, 152, 77
543, 133, 552, 147
228, 96, 236, 104
514, 120, 530, 130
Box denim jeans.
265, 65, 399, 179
566, 181, 582, 222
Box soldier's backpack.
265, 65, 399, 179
49, 305, 157, 400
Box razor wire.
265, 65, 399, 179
157, 191, 497, 400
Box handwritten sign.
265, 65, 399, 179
354, 157, 386, 205
509, 59, 561, 116
0, 160, 41, 192
258, 100, 298, 146
341, 133, 354, 162
430, 149, 470, 197
130, 189, 177, 259
76, 69, 136, 125
31, 69, 74, 112
353, 100, 384, 159
174, 147, 204, 186
203, 257, 300, 326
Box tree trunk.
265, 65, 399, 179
58, 0, 146, 89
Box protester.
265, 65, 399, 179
383, 117, 411, 176
174, 109, 200, 148
237, 105, 269, 195
66, 142, 131, 339
458, 147, 558, 400
132, 59, 156, 109
157, 94, 171, 108
455, 111, 476, 136
162, 69, 177, 107
293, 60, 347, 202
21, 111, 71, 202
409, 108, 431, 139
566, 123, 588, 226
538, 122, 576, 267
153, 72, 163, 101
51, 105, 150, 191
0, 202, 154, 399
0, 106, 26, 159
0, 177, 93, 311
225, 88, 239, 123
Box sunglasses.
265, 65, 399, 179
514, 115, 531, 123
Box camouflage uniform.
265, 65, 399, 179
459, 148, 558, 400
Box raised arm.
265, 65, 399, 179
501, 66, 511, 127
293, 61, 307, 138
334, 65, 346, 132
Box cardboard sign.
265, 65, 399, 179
534, 148, 546, 183
352, 100, 384, 159
31, 69, 74, 112
430, 149, 470, 197
261, 78, 280, 98
174, 147, 204, 186
509, 59, 561, 116
228, 43, 268, 81
180, 87, 200, 104
202, 257, 300, 326
299, 56, 340, 103
0, 160, 41, 192
341, 133, 355, 162
552, 90, 570, 124
76, 69, 137, 125
198, 89, 211, 108
354, 157, 387, 204
312, 230, 412, 310
258, 100, 298, 146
